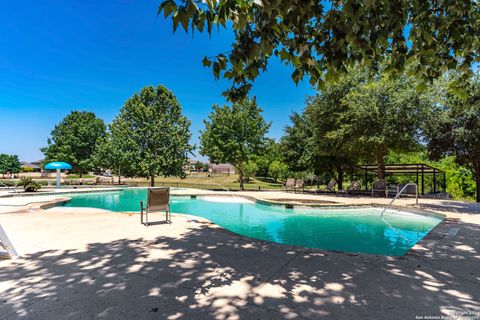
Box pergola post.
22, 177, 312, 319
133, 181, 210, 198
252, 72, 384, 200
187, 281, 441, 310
443, 172, 446, 192
364, 168, 368, 191
353, 163, 445, 195
421, 164, 425, 195
416, 165, 419, 188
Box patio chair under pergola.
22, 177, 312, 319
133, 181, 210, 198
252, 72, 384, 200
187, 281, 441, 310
353, 163, 446, 196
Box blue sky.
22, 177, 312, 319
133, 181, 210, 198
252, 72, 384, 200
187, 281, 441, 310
0, 0, 314, 162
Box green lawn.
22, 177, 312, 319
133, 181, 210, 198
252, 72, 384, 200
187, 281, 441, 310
134, 173, 284, 191
65, 174, 96, 179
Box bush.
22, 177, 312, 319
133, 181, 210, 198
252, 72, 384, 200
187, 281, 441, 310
0, 179, 16, 187
16, 177, 41, 192
243, 161, 259, 182
268, 160, 288, 182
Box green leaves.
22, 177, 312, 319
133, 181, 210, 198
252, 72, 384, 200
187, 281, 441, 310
16, 177, 41, 192
158, 0, 479, 101
199, 97, 270, 189
158, 0, 177, 18
425, 73, 480, 201
41, 111, 106, 175
282, 67, 433, 180
109, 85, 193, 182
0, 154, 21, 175
268, 160, 288, 182
202, 56, 212, 67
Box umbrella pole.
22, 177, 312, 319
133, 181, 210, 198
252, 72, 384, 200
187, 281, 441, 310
56, 169, 61, 189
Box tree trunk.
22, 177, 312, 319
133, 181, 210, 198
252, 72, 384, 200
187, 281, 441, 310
337, 169, 344, 190
376, 154, 385, 180
118, 166, 121, 185
150, 176, 155, 187
238, 161, 244, 190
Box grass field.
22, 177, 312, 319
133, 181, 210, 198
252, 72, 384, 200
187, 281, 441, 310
1, 173, 286, 191
132, 173, 285, 191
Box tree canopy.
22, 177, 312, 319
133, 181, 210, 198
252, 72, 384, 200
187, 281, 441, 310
93, 132, 133, 184
110, 85, 193, 186
41, 111, 106, 176
199, 97, 270, 189
281, 69, 432, 188
252, 138, 281, 178
303, 70, 365, 188
159, 0, 479, 100
280, 112, 315, 174
329, 73, 431, 178
268, 160, 288, 183
426, 73, 480, 202
0, 154, 21, 178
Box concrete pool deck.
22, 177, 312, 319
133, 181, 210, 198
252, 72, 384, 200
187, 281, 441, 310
0, 188, 479, 319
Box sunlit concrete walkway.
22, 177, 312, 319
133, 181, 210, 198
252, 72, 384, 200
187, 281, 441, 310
0, 190, 479, 319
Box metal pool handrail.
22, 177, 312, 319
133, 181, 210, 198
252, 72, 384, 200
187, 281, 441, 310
380, 183, 418, 217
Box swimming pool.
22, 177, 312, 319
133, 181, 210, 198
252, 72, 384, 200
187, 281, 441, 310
63, 188, 442, 256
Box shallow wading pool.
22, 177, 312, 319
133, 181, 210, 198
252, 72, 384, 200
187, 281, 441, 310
62, 188, 442, 256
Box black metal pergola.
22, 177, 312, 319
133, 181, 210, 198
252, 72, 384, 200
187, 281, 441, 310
353, 163, 446, 195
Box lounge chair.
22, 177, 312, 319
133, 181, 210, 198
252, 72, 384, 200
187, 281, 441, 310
337, 180, 361, 196
140, 187, 171, 226
325, 180, 337, 192
284, 178, 295, 192
371, 179, 387, 197
294, 179, 304, 193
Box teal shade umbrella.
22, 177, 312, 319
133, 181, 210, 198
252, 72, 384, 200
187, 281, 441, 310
44, 162, 72, 189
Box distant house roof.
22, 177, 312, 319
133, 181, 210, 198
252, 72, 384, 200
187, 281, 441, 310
188, 159, 199, 165
20, 161, 40, 169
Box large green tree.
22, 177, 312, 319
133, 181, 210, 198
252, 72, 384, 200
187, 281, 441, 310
93, 132, 133, 184
281, 109, 355, 190
252, 138, 281, 178
42, 111, 106, 176
304, 70, 365, 188
199, 98, 270, 190
159, 0, 479, 100
0, 154, 21, 178
110, 85, 193, 186
268, 160, 288, 183
327, 73, 431, 179
426, 74, 480, 202
280, 112, 314, 174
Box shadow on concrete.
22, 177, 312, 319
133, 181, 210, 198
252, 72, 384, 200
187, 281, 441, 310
420, 201, 480, 215
0, 220, 479, 320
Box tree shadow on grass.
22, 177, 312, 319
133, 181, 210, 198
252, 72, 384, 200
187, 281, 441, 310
0, 219, 479, 320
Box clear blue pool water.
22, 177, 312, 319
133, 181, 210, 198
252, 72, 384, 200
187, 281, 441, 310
63, 188, 442, 256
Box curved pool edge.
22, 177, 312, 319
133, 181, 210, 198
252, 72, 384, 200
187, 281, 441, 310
3, 192, 448, 258
3, 189, 447, 221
